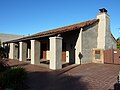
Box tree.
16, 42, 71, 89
0, 40, 1, 47
0, 40, 6, 59
117, 38, 120, 50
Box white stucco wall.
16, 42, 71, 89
49, 37, 62, 70
82, 24, 98, 64
9, 43, 18, 60
97, 13, 106, 49
105, 14, 117, 49
66, 51, 69, 63
19, 42, 27, 61
105, 32, 117, 49
27, 48, 31, 59
46, 50, 50, 60
97, 12, 116, 49
31, 40, 40, 64
15, 45, 19, 59
75, 28, 82, 64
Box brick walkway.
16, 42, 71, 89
4, 59, 120, 90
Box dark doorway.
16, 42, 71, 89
62, 42, 66, 62
41, 43, 47, 59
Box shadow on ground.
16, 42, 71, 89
2, 59, 120, 90
1, 59, 88, 90
26, 71, 88, 90
25, 64, 88, 90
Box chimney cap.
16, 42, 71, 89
99, 8, 108, 13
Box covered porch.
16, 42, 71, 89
4, 28, 83, 70
7, 36, 62, 70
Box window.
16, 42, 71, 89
95, 50, 100, 59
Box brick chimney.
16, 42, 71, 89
96, 8, 111, 49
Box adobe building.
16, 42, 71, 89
3, 8, 117, 70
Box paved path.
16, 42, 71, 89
5, 59, 120, 90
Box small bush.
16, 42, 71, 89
0, 67, 27, 90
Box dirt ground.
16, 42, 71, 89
4, 59, 120, 90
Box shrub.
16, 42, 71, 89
0, 46, 9, 59
0, 39, 9, 59
0, 60, 9, 73
0, 67, 27, 90
0, 47, 6, 59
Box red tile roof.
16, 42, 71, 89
4, 19, 99, 43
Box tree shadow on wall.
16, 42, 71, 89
79, 52, 83, 65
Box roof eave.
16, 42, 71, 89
3, 19, 99, 43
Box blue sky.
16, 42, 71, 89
0, 0, 120, 38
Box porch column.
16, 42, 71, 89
5, 43, 9, 58
49, 37, 62, 70
9, 43, 16, 59
19, 42, 27, 61
27, 48, 31, 59
31, 40, 40, 64
75, 28, 83, 64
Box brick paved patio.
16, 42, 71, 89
4, 59, 120, 90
